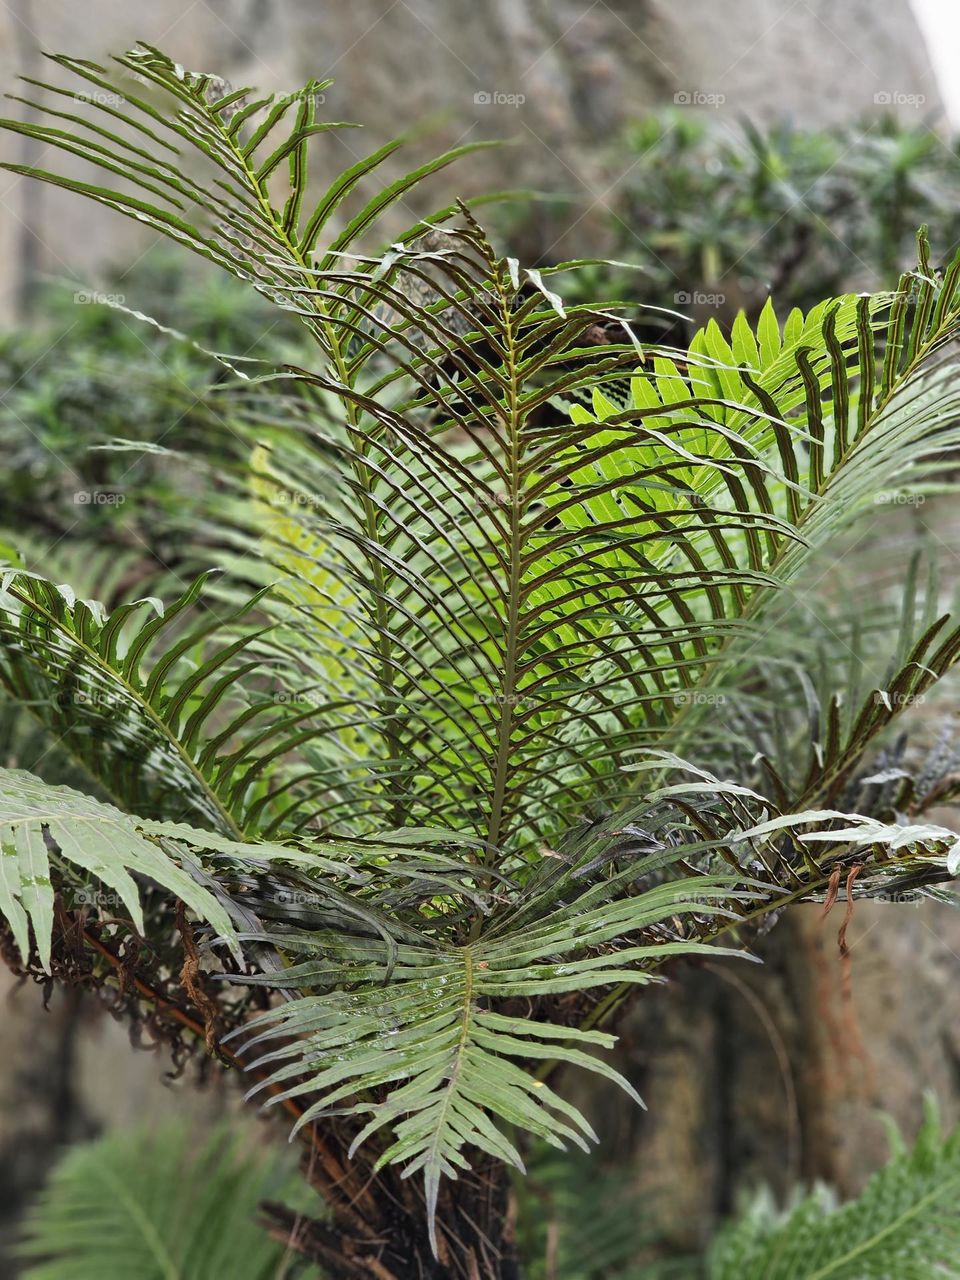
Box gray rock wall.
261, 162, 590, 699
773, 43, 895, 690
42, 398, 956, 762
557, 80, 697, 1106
0, 0, 945, 318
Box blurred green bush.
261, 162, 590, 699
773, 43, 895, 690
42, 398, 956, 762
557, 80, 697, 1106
0, 253, 304, 595
535, 113, 960, 336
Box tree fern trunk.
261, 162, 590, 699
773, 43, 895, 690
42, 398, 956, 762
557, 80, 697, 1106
267, 1152, 521, 1278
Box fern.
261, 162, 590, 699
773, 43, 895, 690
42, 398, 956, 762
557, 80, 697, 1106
1, 44, 960, 1267
16, 1122, 321, 1280
708, 1097, 960, 1279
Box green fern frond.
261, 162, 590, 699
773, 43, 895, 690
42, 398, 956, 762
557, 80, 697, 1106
0, 767, 243, 967
0, 568, 336, 835
17, 1122, 321, 1280
228, 867, 750, 1255
708, 1096, 960, 1279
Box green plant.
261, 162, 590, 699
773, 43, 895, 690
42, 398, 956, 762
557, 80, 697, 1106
708, 1096, 960, 1279
25, 1099, 960, 1279
17, 1122, 321, 1279
511, 1096, 960, 1278
513, 1144, 692, 1278
1, 43, 960, 1278
554, 112, 960, 329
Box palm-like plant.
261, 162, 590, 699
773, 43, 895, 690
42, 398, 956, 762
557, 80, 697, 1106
2, 44, 960, 1277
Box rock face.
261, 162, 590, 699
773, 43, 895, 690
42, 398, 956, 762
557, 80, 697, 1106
611, 899, 960, 1255
0, 0, 945, 318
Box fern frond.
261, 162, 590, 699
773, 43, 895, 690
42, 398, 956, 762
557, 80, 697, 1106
17, 1122, 321, 1280
0, 767, 243, 967
229, 865, 750, 1255
708, 1096, 960, 1279
0, 568, 338, 835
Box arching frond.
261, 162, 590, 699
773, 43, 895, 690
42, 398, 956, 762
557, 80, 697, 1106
0, 767, 241, 967
0, 45, 494, 315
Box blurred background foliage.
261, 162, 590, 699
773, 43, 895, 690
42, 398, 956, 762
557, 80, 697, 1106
0, 255, 303, 595
510, 113, 960, 335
